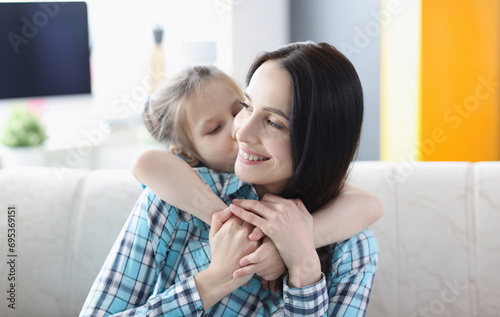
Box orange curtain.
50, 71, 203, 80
420, 0, 500, 161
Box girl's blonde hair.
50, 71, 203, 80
142, 65, 242, 160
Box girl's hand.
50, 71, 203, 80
195, 209, 259, 309
230, 194, 322, 288
207, 208, 259, 290
233, 236, 285, 283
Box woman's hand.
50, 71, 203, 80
233, 236, 285, 291
195, 208, 259, 309
230, 194, 322, 288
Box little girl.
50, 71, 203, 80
133, 65, 382, 284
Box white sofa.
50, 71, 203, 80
0, 162, 499, 317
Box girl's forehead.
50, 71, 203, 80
184, 83, 239, 123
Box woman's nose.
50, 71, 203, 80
234, 113, 259, 144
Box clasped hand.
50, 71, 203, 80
230, 194, 322, 288
208, 208, 259, 289
208, 207, 285, 292
208, 194, 322, 292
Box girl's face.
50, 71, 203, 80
233, 61, 293, 196
185, 78, 242, 172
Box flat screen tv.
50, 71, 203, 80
0, 2, 91, 99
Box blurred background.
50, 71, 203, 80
0, 0, 498, 170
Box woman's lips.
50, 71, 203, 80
238, 148, 270, 164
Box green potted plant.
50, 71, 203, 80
0, 106, 48, 167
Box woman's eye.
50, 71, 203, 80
207, 125, 222, 134
267, 119, 285, 130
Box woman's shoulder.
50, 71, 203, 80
329, 229, 379, 270
320, 229, 379, 288
335, 229, 378, 255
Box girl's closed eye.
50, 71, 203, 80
207, 125, 222, 135
240, 101, 251, 111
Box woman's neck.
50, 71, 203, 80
254, 183, 284, 200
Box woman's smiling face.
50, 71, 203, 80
233, 60, 293, 196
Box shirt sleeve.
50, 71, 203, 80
193, 167, 241, 197
281, 229, 378, 317
79, 188, 205, 317
326, 229, 379, 317
283, 273, 329, 316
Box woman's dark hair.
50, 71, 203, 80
246, 41, 364, 213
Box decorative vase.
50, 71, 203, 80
0, 145, 46, 168
150, 26, 166, 93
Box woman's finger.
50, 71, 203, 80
229, 204, 267, 229
263, 194, 308, 215
234, 263, 283, 281
249, 227, 265, 241
239, 244, 270, 266
234, 262, 279, 279
261, 194, 308, 214
291, 198, 309, 214
260, 193, 287, 204
209, 207, 232, 237
231, 199, 270, 218
233, 263, 259, 279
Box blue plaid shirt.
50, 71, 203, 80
80, 168, 378, 316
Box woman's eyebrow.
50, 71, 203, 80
244, 92, 289, 120
262, 107, 289, 121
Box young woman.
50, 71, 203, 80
80, 42, 379, 316
133, 65, 381, 286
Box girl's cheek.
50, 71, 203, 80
233, 113, 244, 135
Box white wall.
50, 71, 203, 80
231, 0, 290, 87
290, 0, 382, 160
87, 0, 235, 121
380, 0, 420, 161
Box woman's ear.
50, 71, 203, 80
168, 144, 200, 167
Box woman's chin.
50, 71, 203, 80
234, 162, 252, 182
234, 162, 264, 184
